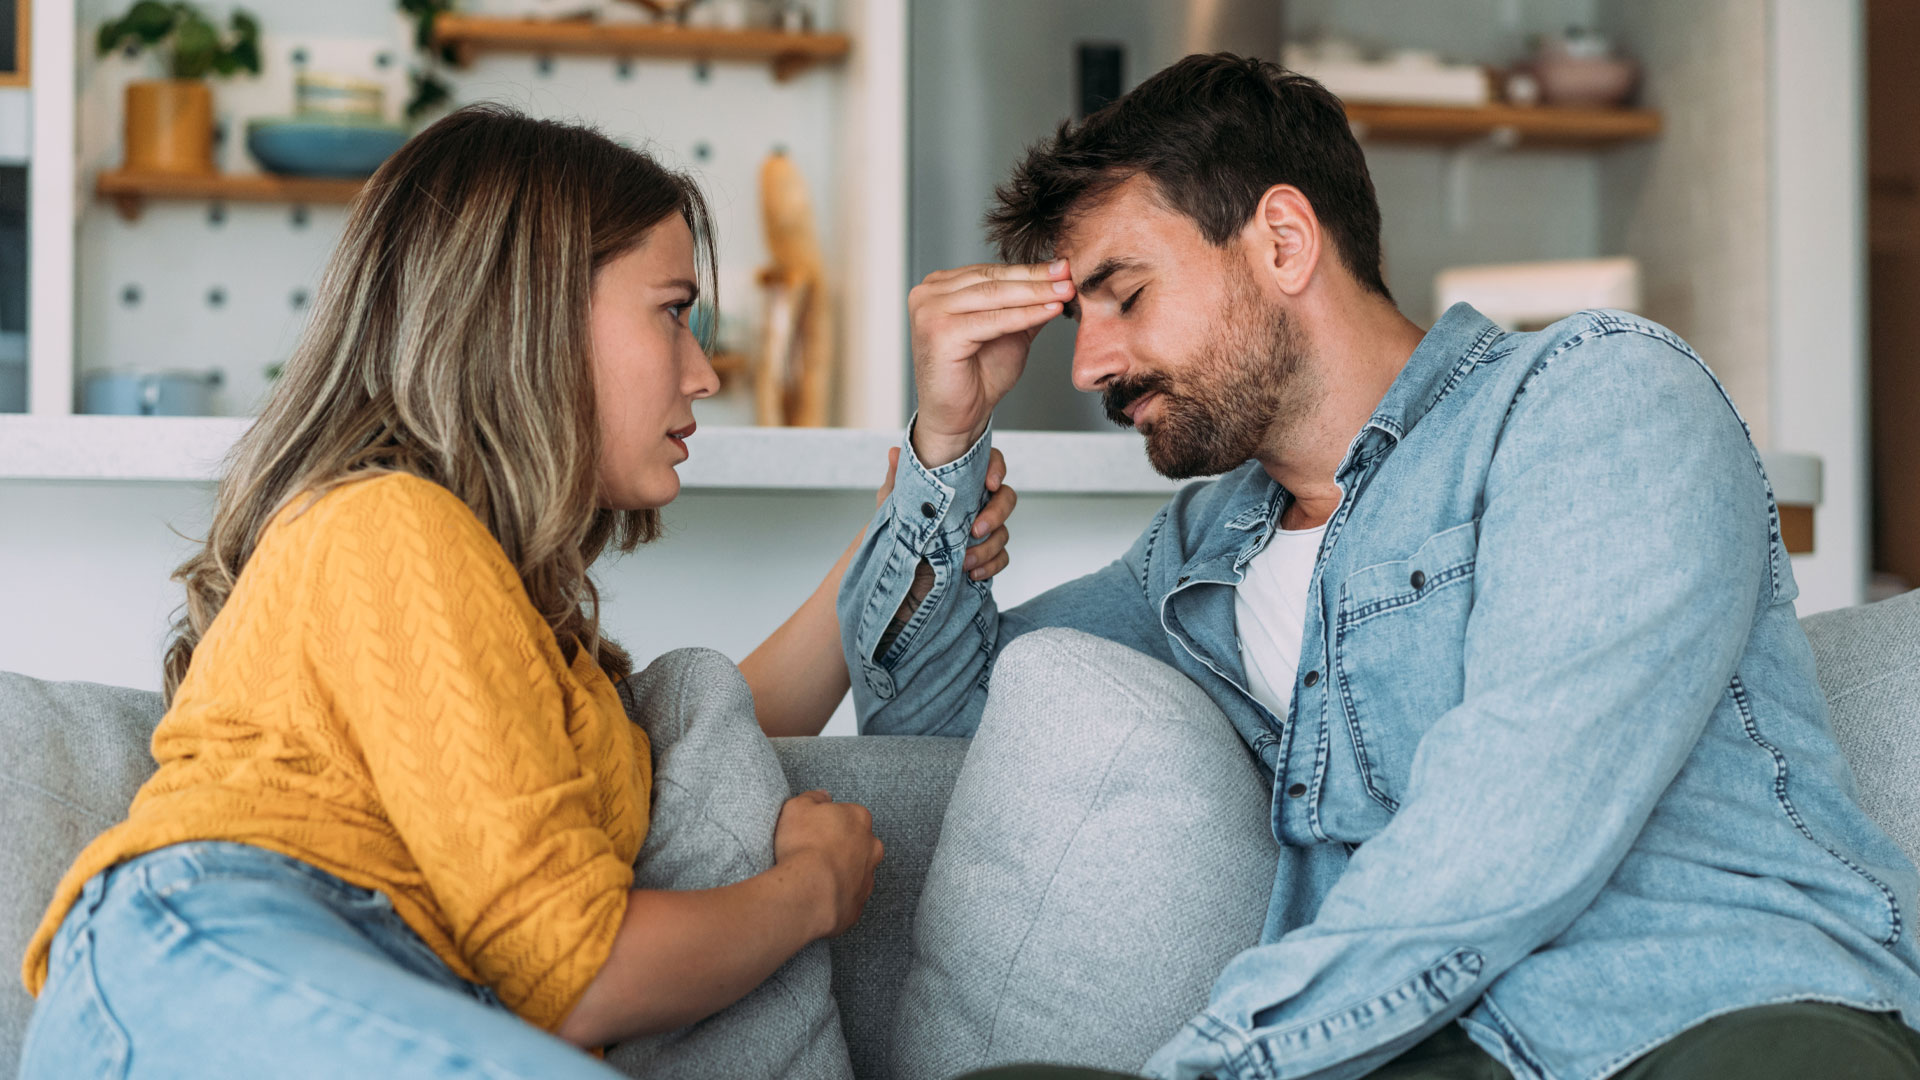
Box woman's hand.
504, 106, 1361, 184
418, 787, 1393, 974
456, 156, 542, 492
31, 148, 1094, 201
873, 445, 1018, 583
561, 791, 884, 1046
740, 445, 1020, 737
774, 790, 884, 938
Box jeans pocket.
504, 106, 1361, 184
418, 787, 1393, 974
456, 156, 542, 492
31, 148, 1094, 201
19, 927, 132, 1080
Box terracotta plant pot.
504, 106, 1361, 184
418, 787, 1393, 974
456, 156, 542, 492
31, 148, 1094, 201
123, 79, 215, 175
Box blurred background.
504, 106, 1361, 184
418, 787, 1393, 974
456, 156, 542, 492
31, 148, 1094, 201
0, 0, 1911, 732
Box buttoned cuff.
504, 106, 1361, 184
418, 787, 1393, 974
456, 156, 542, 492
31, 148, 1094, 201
886, 414, 994, 558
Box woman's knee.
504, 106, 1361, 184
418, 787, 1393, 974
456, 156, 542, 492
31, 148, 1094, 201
626, 649, 792, 890
621, 647, 759, 748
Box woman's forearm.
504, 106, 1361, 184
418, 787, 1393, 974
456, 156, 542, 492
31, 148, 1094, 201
738, 529, 863, 737
739, 446, 1010, 738
555, 857, 832, 1048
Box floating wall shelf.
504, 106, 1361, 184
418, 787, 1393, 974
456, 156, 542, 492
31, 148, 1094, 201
430, 15, 852, 81
95, 169, 363, 221
1344, 102, 1662, 148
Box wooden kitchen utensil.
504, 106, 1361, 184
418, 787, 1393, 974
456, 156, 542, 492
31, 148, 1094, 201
755, 149, 833, 426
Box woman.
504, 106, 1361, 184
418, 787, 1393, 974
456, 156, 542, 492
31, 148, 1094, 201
15, 105, 1015, 1078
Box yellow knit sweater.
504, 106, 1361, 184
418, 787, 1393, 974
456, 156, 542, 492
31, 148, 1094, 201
21, 472, 651, 1032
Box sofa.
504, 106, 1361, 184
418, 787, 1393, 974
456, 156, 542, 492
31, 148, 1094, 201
3, 588, 1918, 1079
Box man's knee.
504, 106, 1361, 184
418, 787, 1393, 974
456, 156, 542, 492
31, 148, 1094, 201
983, 627, 1251, 773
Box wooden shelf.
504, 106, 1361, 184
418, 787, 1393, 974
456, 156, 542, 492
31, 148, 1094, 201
431, 15, 851, 81
1344, 102, 1662, 148
96, 169, 364, 221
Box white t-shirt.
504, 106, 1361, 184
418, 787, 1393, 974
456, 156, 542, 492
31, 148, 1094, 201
1235, 521, 1327, 721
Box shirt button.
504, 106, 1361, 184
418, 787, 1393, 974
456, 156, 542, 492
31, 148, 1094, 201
1302, 670, 1320, 688
920, 501, 937, 519
1287, 783, 1307, 798
1409, 569, 1427, 590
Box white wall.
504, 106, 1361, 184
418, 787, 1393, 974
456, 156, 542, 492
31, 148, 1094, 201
0, 480, 1167, 734
1600, 0, 1773, 446
1291, 0, 1607, 325
1768, 0, 1869, 611
71, 0, 858, 425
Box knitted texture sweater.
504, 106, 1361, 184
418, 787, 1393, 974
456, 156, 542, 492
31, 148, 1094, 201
21, 472, 652, 1031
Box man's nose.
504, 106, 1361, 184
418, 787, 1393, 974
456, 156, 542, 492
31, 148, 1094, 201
1071, 317, 1127, 394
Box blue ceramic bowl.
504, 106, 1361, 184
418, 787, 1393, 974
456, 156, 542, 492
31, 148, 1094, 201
246, 117, 411, 179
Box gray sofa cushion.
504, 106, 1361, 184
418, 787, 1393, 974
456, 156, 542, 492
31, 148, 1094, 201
1801, 589, 1920, 868
3, 591, 1917, 1078
0, 669, 965, 1080
774, 736, 970, 1080
890, 628, 1281, 1080
0, 674, 166, 1077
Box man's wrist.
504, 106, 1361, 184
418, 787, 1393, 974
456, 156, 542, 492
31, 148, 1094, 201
910, 417, 989, 470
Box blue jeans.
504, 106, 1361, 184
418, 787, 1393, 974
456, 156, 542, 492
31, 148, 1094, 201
17, 841, 621, 1079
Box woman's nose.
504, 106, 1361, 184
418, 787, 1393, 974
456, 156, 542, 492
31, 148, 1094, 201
687, 343, 721, 400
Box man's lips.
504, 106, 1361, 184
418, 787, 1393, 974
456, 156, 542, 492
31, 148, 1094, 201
1125, 391, 1161, 426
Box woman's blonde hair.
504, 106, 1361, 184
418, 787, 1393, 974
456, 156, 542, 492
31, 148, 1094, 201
161, 104, 717, 703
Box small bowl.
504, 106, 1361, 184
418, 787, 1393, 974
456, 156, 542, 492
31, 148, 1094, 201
247, 117, 411, 179
1531, 54, 1639, 108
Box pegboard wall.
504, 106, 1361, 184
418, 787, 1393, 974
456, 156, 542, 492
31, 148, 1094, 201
74, 0, 846, 423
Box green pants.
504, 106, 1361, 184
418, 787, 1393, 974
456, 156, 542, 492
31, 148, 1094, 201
959, 1002, 1920, 1080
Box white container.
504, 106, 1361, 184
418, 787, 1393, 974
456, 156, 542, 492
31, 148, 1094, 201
1284, 43, 1491, 108
0, 89, 28, 165
0, 330, 24, 413
1433, 256, 1642, 330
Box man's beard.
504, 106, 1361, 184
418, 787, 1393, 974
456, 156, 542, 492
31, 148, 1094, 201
1101, 271, 1307, 480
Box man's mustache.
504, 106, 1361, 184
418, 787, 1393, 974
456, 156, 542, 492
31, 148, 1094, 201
1103, 373, 1174, 429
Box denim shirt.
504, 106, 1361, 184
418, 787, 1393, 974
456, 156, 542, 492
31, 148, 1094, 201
837, 304, 1920, 1080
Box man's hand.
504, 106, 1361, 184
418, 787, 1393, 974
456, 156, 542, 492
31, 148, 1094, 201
907, 260, 1075, 467
773, 790, 884, 939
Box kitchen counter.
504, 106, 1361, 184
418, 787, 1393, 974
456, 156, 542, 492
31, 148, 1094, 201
0, 415, 1825, 509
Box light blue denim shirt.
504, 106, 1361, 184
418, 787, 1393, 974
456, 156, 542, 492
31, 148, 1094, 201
838, 304, 1920, 1080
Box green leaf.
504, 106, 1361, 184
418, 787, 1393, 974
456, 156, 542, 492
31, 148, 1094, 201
227, 10, 263, 77
170, 13, 217, 78
229, 39, 262, 76
96, 1, 180, 56
96, 18, 126, 56
405, 69, 452, 121
125, 1, 178, 41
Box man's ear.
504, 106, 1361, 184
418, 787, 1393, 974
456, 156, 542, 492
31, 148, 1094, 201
1249, 184, 1322, 298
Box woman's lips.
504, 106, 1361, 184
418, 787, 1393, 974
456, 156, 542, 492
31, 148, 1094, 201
667, 422, 695, 457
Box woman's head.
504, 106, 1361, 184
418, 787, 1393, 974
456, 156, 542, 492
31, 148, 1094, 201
163, 105, 717, 700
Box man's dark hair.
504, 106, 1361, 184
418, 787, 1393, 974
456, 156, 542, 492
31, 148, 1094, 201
986, 52, 1392, 302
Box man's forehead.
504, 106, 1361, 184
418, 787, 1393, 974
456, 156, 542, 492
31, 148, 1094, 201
1054, 177, 1197, 273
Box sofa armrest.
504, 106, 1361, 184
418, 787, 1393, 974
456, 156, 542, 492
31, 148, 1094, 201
771, 735, 969, 1080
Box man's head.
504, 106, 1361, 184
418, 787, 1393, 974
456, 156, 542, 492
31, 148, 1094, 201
985, 53, 1389, 478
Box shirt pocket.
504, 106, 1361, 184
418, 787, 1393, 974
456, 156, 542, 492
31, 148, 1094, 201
1332, 520, 1479, 811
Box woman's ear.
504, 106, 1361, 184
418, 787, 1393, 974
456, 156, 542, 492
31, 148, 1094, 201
1249, 184, 1323, 298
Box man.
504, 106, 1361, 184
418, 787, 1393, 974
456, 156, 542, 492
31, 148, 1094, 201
838, 54, 1920, 1080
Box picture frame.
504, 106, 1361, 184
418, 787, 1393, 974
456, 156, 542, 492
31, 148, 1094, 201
0, 0, 26, 88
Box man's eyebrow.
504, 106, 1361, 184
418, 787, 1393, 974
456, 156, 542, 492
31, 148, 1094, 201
1063, 256, 1140, 321
1077, 257, 1139, 297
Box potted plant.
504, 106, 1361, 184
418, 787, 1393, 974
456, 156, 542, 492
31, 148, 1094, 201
97, 2, 261, 175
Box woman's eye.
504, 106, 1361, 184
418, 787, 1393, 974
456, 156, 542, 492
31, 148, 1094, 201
667, 302, 691, 323
1120, 287, 1145, 315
